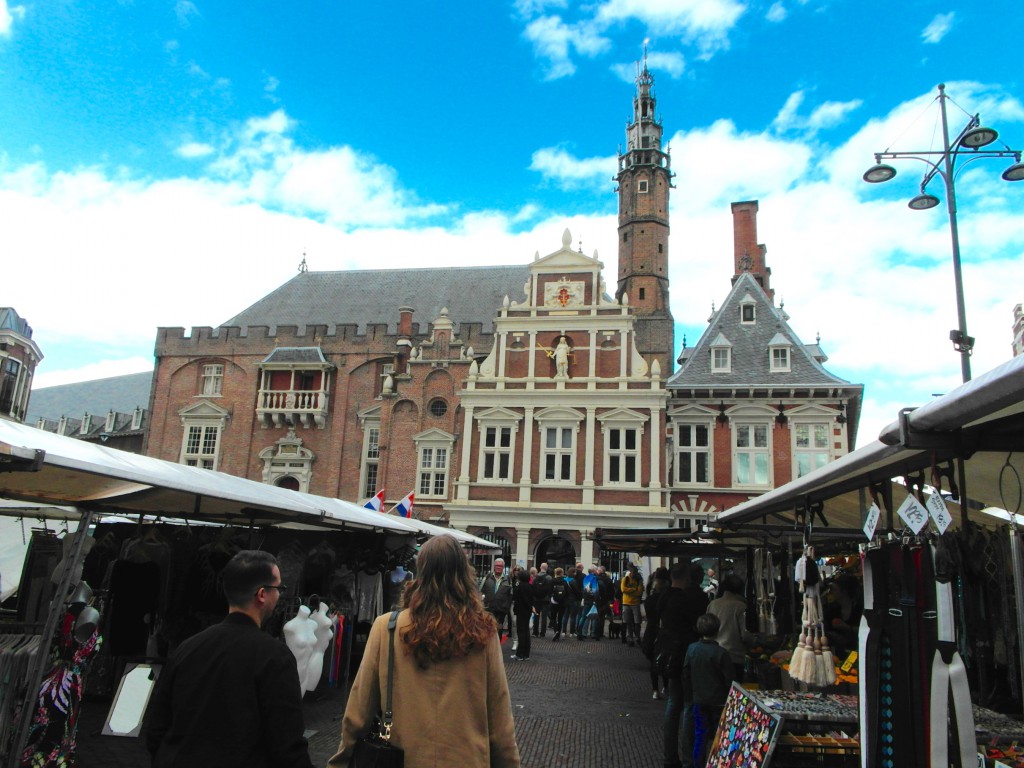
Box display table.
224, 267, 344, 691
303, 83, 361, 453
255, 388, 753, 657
707, 685, 859, 768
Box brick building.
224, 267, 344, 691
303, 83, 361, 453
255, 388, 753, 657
666, 201, 862, 524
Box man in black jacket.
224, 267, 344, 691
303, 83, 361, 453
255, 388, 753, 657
532, 562, 553, 637
145, 549, 314, 768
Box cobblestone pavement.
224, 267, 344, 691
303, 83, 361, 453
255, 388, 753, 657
75, 629, 666, 767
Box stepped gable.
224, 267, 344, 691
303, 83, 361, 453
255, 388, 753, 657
223, 265, 530, 334
668, 272, 852, 388
27, 371, 153, 424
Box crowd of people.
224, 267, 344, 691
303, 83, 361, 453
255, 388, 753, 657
142, 544, 754, 768
479, 557, 748, 768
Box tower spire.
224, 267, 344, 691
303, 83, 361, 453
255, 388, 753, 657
615, 53, 675, 373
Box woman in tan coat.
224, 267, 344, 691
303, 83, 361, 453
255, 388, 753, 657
328, 535, 521, 768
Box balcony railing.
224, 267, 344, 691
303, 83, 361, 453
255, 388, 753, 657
257, 388, 329, 428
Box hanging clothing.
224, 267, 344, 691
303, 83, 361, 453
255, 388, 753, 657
21, 612, 102, 767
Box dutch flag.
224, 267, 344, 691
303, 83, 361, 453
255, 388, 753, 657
362, 489, 386, 513
391, 492, 415, 518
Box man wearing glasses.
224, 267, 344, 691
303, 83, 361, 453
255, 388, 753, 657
145, 549, 314, 768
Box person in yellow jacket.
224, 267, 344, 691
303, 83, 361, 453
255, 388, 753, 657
619, 563, 645, 647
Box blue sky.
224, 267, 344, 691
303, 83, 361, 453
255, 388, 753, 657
2, 0, 1022, 446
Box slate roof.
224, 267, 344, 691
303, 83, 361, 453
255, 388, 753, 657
668, 273, 856, 389
261, 347, 332, 365
26, 371, 153, 424
224, 266, 531, 334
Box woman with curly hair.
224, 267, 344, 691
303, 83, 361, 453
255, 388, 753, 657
328, 535, 521, 768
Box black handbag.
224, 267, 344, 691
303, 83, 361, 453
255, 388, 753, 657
653, 631, 684, 677
351, 610, 404, 768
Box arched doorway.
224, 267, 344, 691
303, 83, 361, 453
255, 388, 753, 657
275, 475, 300, 491
535, 535, 576, 573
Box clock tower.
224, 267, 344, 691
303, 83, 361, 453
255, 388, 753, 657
615, 55, 675, 374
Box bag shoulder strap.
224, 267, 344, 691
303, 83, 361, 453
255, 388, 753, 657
382, 609, 400, 741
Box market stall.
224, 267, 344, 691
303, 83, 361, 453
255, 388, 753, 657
716, 355, 1024, 768
0, 420, 496, 767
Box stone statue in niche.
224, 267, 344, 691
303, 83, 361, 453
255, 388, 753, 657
546, 336, 573, 378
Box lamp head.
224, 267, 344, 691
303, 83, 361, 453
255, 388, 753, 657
960, 125, 998, 149
863, 163, 896, 183
1002, 161, 1024, 182
909, 193, 941, 210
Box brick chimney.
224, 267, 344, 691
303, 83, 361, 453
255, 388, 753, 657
731, 200, 772, 299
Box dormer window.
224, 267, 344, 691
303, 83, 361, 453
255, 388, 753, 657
710, 333, 732, 373
105, 410, 116, 432
80, 414, 92, 434
740, 303, 755, 323
768, 333, 791, 373
771, 347, 790, 371
132, 406, 144, 430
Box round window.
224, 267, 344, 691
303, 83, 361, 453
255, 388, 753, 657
429, 399, 448, 417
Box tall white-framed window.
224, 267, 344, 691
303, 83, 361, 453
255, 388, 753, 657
183, 424, 220, 469
607, 427, 640, 484
542, 426, 575, 482
179, 401, 230, 471
599, 408, 646, 487
712, 346, 731, 373
201, 364, 224, 396
794, 421, 831, 478
414, 429, 454, 498
733, 422, 771, 487
676, 422, 712, 486
535, 407, 583, 485
481, 426, 513, 481
357, 406, 382, 499
474, 408, 520, 484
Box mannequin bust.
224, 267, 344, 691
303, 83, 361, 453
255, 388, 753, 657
283, 605, 317, 695
306, 602, 333, 693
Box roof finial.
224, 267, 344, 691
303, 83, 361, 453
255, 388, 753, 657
578, 238, 583, 253
298, 250, 308, 273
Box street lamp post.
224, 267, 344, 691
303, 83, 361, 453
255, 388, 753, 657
864, 83, 1024, 383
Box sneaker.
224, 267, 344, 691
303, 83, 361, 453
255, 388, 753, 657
552, 633, 560, 642
652, 690, 663, 700
510, 654, 519, 660
511, 642, 518, 651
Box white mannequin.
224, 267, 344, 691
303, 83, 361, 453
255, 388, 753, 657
283, 605, 317, 695
390, 565, 407, 583
306, 602, 333, 693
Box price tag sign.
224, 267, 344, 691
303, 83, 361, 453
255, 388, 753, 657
863, 502, 881, 540
897, 495, 929, 535
927, 493, 953, 535
840, 650, 858, 673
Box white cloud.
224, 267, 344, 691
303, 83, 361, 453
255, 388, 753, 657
522, 15, 611, 79
0, 0, 25, 37
611, 50, 686, 82
772, 90, 862, 135
176, 142, 214, 159
766, 2, 787, 22
175, 1, 200, 27
922, 12, 954, 44
596, 0, 745, 56
529, 147, 617, 190
517, 0, 742, 78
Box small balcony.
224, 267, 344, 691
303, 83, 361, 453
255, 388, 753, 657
257, 388, 329, 428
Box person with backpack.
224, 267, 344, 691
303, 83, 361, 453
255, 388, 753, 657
531, 562, 553, 637
561, 565, 582, 639
549, 567, 569, 641
577, 566, 600, 639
